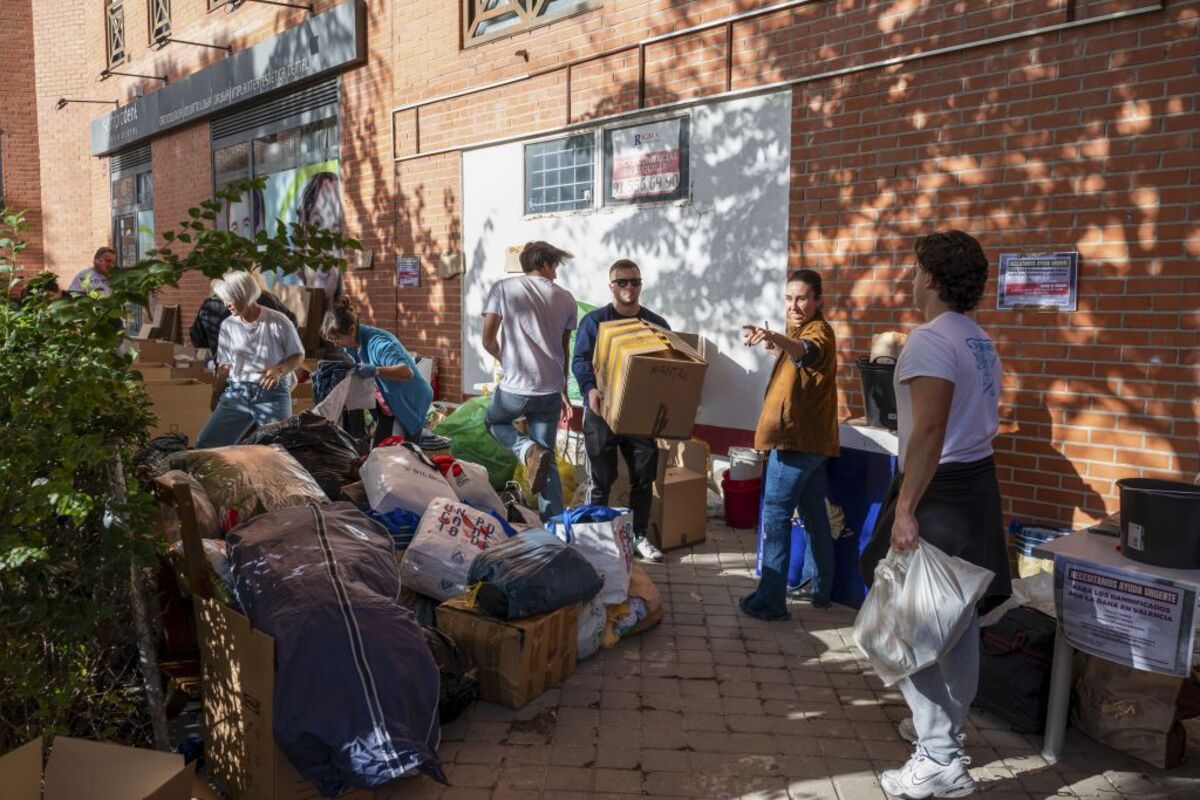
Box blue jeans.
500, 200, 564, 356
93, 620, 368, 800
753, 449, 833, 614
486, 388, 563, 519
194, 382, 292, 448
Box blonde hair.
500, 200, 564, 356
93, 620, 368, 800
211, 271, 261, 309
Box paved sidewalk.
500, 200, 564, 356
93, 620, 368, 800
389, 523, 1200, 799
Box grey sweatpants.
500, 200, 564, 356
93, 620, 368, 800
898, 613, 980, 764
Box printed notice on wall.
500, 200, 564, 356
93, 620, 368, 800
396, 256, 421, 288
997, 252, 1078, 310
1055, 556, 1198, 677
604, 117, 689, 205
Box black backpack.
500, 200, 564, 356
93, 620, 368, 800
975, 606, 1057, 732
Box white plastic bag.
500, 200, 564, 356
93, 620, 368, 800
312, 373, 377, 420
442, 458, 505, 515
576, 598, 606, 661
400, 497, 512, 601
547, 507, 635, 605
361, 442, 457, 515
853, 541, 994, 686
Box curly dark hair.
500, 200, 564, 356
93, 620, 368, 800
913, 230, 989, 312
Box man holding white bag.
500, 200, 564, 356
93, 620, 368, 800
864, 231, 1011, 799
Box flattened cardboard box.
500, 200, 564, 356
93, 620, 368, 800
0, 735, 195, 800
650, 467, 708, 552
145, 380, 212, 444
198, 598, 374, 800
436, 597, 577, 709
593, 319, 708, 439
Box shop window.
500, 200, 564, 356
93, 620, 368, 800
524, 134, 594, 215
106, 1, 126, 67
464, 0, 597, 45
110, 153, 153, 333
149, 0, 171, 44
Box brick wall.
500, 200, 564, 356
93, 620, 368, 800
0, 0, 45, 276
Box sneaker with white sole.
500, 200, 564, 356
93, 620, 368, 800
880, 748, 974, 799
634, 536, 664, 562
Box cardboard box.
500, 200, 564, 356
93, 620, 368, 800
131, 337, 178, 364
0, 736, 195, 799
270, 284, 325, 353
198, 599, 373, 800
436, 597, 577, 709
650, 467, 708, 552
609, 437, 709, 509
291, 380, 315, 415
145, 380, 213, 443
136, 362, 175, 382
593, 319, 707, 439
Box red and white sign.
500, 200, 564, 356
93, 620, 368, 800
609, 118, 684, 201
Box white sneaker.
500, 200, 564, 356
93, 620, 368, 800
635, 537, 664, 562
898, 717, 918, 744
880, 749, 974, 799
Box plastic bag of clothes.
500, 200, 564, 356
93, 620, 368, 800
366, 507, 422, 551
577, 598, 606, 661
227, 502, 445, 795
401, 498, 513, 601
432, 395, 518, 490
853, 541, 993, 686
600, 564, 662, 647
313, 373, 377, 419
546, 505, 636, 605
361, 442, 457, 516
465, 530, 602, 619
169, 444, 328, 523
135, 434, 191, 478
433, 454, 505, 515
240, 411, 362, 500
421, 626, 479, 724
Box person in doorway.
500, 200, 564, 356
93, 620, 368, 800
194, 271, 304, 448
571, 259, 668, 562
739, 269, 839, 619
67, 247, 117, 296
865, 231, 1010, 800
320, 298, 432, 447
482, 241, 578, 520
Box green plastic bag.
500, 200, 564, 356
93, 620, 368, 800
433, 395, 518, 490
567, 300, 597, 404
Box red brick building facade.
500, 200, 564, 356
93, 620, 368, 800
10, 0, 1199, 528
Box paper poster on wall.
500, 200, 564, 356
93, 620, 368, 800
603, 116, 689, 205
997, 252, 1078, 310
396, 256, 421, 288
1055, 556, 1198, 677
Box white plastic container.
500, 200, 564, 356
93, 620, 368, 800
728, 446, 764, 481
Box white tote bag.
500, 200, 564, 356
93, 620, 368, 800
400, 498, 513, 601
361, 442, 457, 515
547, 506, 635, 605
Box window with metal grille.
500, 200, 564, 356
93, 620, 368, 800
106, 1, 126, 67
149, 0, 170, 44
524, 133, 595, 215
464, 0, 597, 45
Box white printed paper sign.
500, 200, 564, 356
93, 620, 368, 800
1055, 556, 1198, 677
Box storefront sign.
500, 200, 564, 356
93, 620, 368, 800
603, 116, 689, 204
1055, 556, 1198, 677
997, 252, 1078, 310
90, 0, 365, 156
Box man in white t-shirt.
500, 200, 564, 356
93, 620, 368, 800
482, 241, 578, 519
866, 231, 1010, 800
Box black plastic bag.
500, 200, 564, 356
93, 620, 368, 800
466, 530, 603, 619
421, 626, 479, 724
240, 411, 361, 500
134, 434, 190, 477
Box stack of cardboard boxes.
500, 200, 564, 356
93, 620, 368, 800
132, 338, 214, 444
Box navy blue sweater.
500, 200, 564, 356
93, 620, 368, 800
572, 304, 670, 397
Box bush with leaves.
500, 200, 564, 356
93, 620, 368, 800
0, 182, 361, 752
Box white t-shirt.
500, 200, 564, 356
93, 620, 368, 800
216, 306, 304, 388
483, 275, 578, 395
895, 311, 1001, 470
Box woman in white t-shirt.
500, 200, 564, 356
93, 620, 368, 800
194, 272, 305, 448
861, 231, 1011, 800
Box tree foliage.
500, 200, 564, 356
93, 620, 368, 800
0, 180, 360, 751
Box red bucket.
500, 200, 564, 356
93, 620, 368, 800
722, 470, 762, 529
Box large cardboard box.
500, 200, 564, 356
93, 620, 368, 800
593, 319, 707, 439
270, 284, 325, 353
131, 337, 178, 364
609, 438, 709, 519
145, 380, 213, 443
197, 598, 374, 800
136, 362, 175, 382
291, 380, 315, 415
650, 467, 708, 552
436, 597, 577, 709
0, 736, 195, 799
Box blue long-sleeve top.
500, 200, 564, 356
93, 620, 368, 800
571, 304, 670, 398
355, 324, 433, 438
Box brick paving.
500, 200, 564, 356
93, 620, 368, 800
384, 522, 1200, 799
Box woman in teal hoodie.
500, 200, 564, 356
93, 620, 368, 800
320, 298, 433, 446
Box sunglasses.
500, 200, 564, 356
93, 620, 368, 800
611, 278, 643, 288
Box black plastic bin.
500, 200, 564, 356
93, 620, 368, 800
857, 356, 897, 430
1116, 478, 1200, 569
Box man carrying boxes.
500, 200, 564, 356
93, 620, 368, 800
572, 259, 669, 562
740, 269, 839, 619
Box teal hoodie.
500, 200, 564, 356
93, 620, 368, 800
356, 324, 432, 437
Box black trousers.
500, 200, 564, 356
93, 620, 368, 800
582, 410, 658, 536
